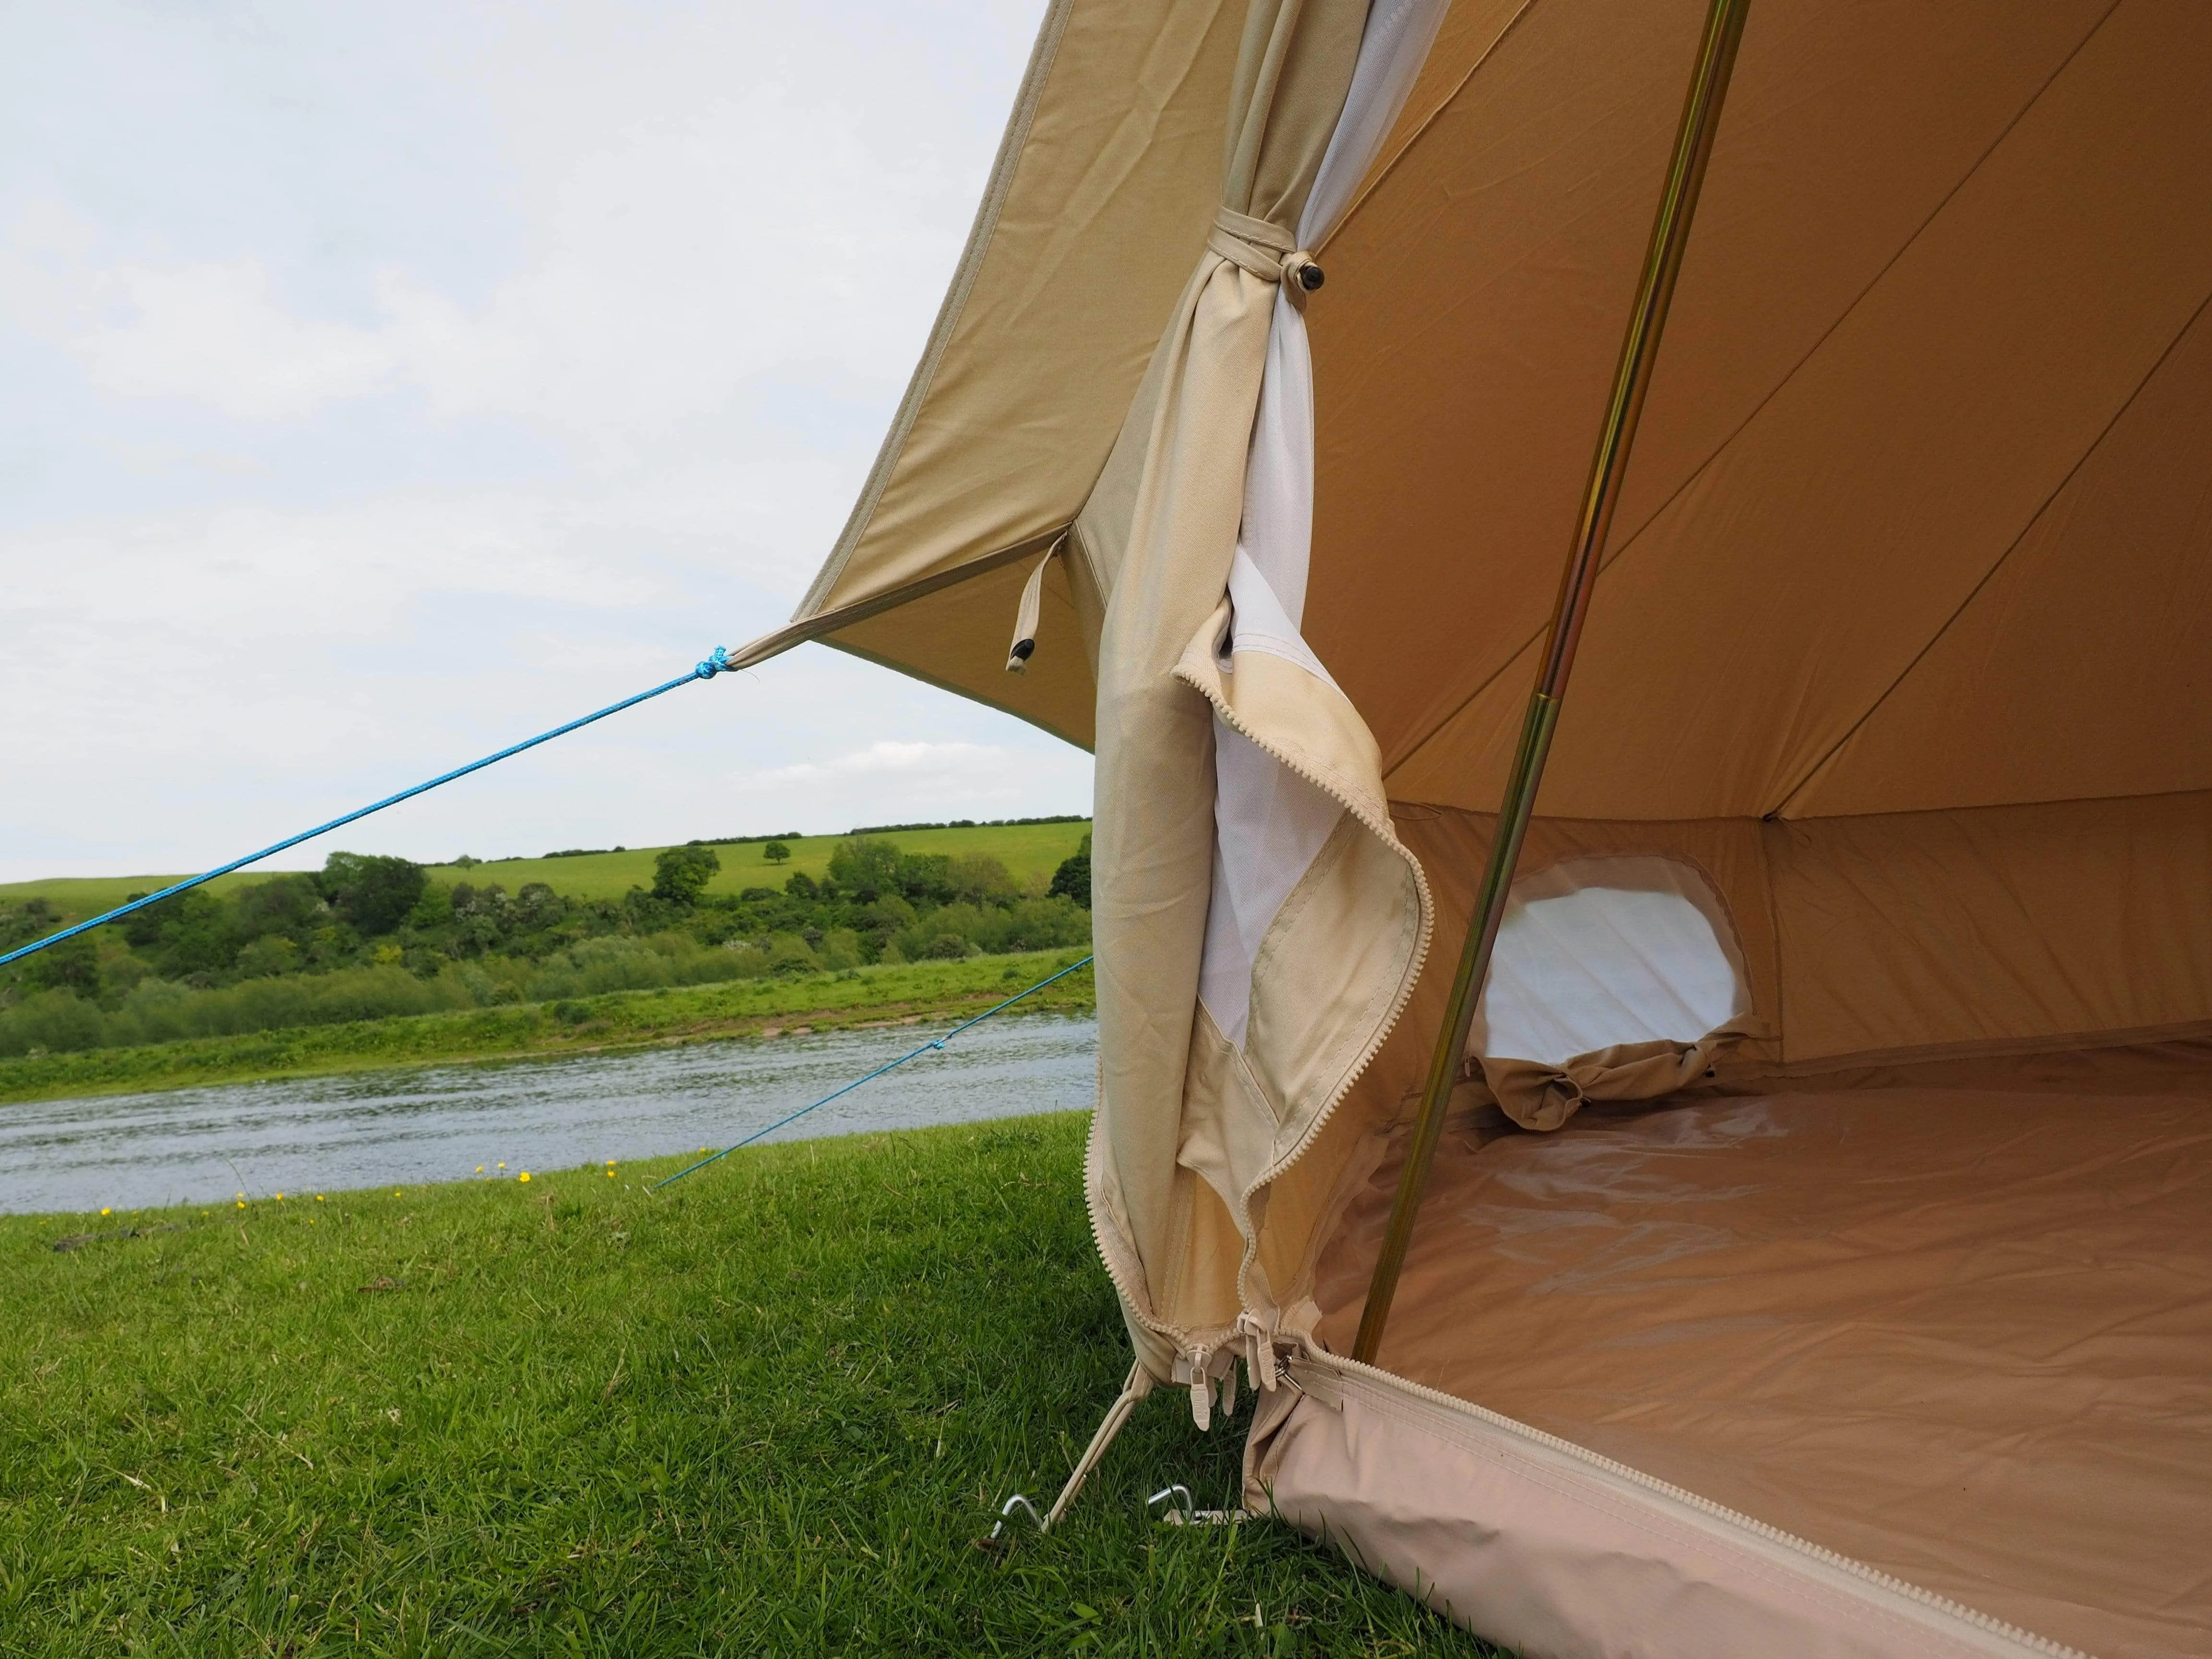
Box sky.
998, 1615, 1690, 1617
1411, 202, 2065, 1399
0, 0, 1084, 884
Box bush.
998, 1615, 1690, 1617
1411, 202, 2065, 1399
765, 934, 820, 975
0, 989, 105, 1057
18, 934, 98, 997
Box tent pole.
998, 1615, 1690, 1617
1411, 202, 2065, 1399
1351, 0, 1750, 1367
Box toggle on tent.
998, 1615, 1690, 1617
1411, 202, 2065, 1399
733, 0, 2212, 1653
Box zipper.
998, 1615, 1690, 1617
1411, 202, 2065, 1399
1296, 1347, 2090, 1659
1177, 652, 1437, 1312
1080, 1100, 1189, 1348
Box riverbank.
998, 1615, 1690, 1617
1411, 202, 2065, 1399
0, 951, 1095, 1107
0, 1117, 1495, 1656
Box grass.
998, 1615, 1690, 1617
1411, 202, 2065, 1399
0, 952, 1097, 1107
0, 822, 1094, 924
0, 1115, 1501, 1656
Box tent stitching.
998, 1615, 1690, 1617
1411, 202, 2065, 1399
1310, 0, 1543, 257
1771, 281, 2212, 817
1375, 0, 2126, 787
793, 0, 1078, 621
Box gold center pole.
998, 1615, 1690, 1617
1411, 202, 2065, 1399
1351, 0, 1750, 1367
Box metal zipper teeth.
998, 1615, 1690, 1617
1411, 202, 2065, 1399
1304, 1350, 2091, 1659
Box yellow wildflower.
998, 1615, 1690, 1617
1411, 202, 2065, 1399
518, 1172, 532, 1183
100, 1207, 111, 1216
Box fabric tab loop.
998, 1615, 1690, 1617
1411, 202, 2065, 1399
1004, 537, 1063, 674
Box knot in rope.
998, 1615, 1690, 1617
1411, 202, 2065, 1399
695, 645, 731, 680
1206, 207, 1324, 295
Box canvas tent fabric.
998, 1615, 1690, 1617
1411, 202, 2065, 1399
747, 0, 2212, 1653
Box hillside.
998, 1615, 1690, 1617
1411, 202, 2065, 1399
0, 819, 1093, 922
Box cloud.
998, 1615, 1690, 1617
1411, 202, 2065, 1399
0, 0, 1089, 883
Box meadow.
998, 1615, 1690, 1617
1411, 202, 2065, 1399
0, 1113, 1500, 1657
0, 952, 1096, 1107
0, 820, 1093, 921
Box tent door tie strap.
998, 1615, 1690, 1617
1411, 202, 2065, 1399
1003, 535, 1065, 674
1206, 206, 1324, 295
1034, 1361, 1153, 1531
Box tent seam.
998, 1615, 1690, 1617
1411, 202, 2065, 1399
813, 544, 1092, 750
1378, 0, 2126, 786
1772, 280, 2212, 817
794, 0, 1078, 622
1312, 0, 1544, 256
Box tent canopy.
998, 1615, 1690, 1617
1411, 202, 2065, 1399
777, 0, 2212, 823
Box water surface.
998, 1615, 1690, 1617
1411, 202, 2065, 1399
2, 1013, 1097, 1215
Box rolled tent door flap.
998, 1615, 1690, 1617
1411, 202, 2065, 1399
1078, 0, 1454, 1387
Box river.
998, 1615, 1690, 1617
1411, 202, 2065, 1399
1, 1013, 1098, 1215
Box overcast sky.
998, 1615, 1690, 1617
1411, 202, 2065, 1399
0, 0, 1083, 884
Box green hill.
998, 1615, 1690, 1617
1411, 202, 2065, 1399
0, 819, 1092, 924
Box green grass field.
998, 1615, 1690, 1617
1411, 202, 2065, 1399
0, 1116, 1499, 1657
0, 822, 1093, 924
0, 952, 1096, 1107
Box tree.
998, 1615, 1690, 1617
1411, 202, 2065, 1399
0, 899, 61, 951
651, 843, 721, 905
827, 837, 902, 902
319, 852, 428, 937
763, 841, 791, 865
19, 933, 99, 997
1049, 834, 1092, 909
233, 874, 325, 940
143, 889, 241, 977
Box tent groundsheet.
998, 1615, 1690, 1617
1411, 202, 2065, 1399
1264, 1072, 2212, 1658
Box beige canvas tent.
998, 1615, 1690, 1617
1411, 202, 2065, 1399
732, 0, 2212, 1653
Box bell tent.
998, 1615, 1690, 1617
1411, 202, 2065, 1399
729, 0, 2212, 1653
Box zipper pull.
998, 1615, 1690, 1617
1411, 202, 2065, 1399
1187, 1346, 1213, 1431
1237, 1311, 1278, 1393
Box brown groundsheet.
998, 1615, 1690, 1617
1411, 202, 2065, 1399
1312, 1087, 2212, 1659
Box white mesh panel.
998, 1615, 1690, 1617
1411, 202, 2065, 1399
1477, 864, 1747, 1067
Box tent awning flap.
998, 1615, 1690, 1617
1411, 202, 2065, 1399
786, 0, 1248, 742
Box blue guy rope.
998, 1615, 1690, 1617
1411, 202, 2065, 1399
0, 646, 734, 971
653, 951, 1095, 1190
